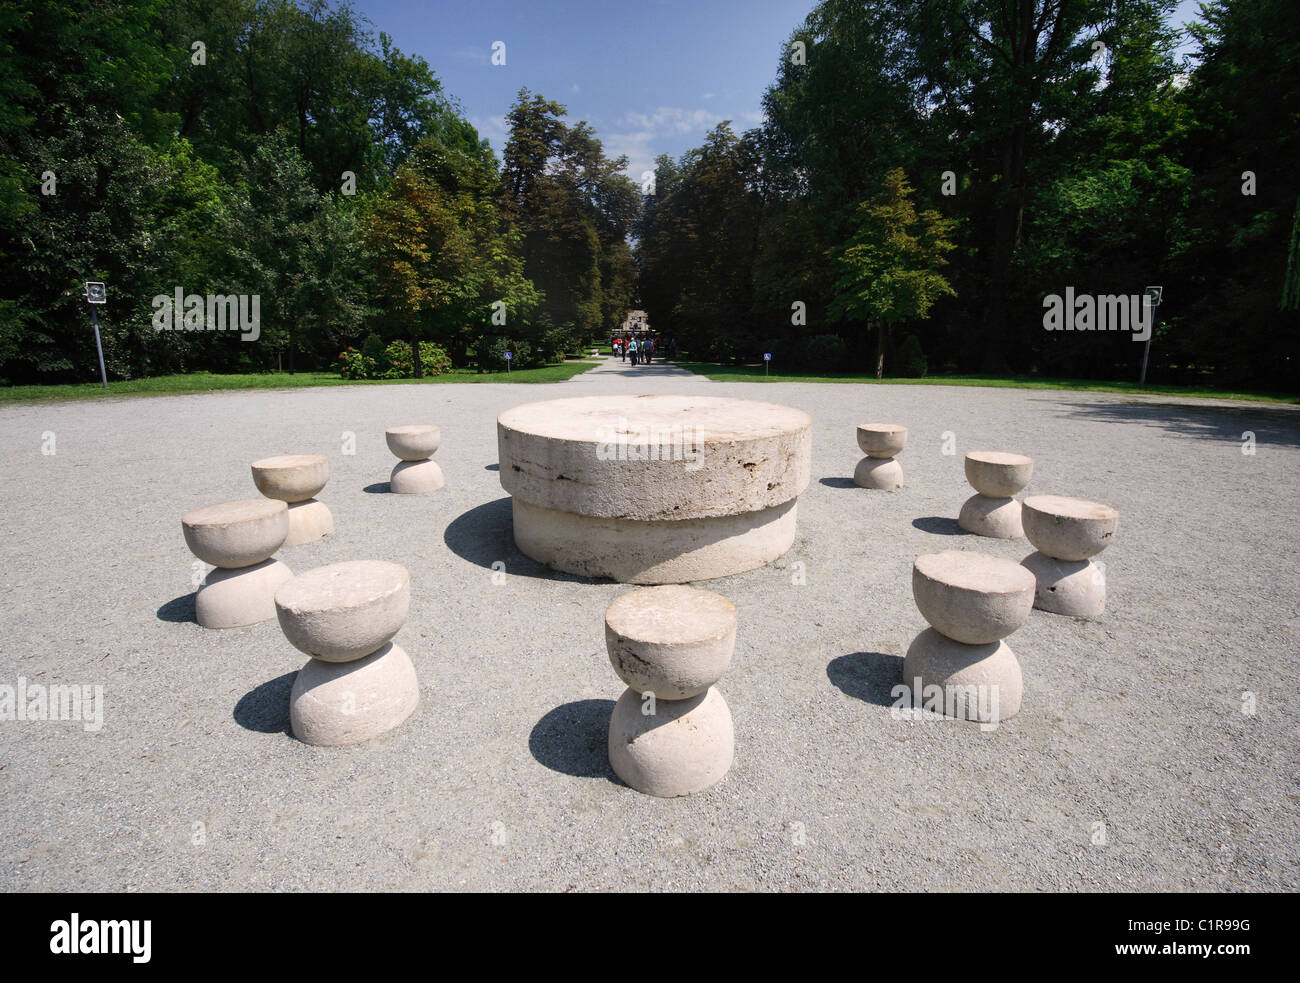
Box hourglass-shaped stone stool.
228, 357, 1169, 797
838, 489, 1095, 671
605, 585, 736, 797
854, 424, 907, 489
275, 560, 418, 747
904, 551, 1035, 724
182, 499, 293, 629
1020, 495, 1119, 618
385, 426, 444, 494
958, 451, 1033, 539
251, 454, 333, 546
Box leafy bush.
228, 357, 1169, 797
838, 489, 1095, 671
382, 340, 453, 378
479, 335, 544, 369
336, 346, 375, 380
897, 335, 928, 377
336, 341, 452, 379
796, 333, 848, 371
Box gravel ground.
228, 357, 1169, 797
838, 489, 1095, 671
1, 357, 1297, 892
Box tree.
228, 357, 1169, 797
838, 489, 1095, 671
828, 168, 957, 377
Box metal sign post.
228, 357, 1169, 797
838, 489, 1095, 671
504, 350, 512, 375
84, 281, 108, 389
1139, 286, 1162, 386
763, 352, 771, 377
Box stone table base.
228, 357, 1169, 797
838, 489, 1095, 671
513, 497, 797, 584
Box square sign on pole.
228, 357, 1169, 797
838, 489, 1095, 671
763, 352, 771, 377
84, 281, 109, 389
504, 350, 512, 374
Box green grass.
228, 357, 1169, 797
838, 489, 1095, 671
674, 362, 1300, 404
0, 362, 599, 405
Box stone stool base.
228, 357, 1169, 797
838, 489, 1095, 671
958, 494, 1023, 539
289, 642, 419, 747
903, 627, 1022, 723
512, 497, 797, 584
1021, 551, 1106, 617
390, 458, 444, 494
608, 686, 734, 797
284, 499, 333, 546
196, 558, 293, 629
854, 456, 903, 490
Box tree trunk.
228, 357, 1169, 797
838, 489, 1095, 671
875, 320, 888, 379
411, 335, 423, 379
288, 321, 296, 375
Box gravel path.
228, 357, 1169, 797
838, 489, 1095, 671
1, 361, 1297, 892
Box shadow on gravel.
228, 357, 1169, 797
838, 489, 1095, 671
234, 672, 297, 735
912, 516, 966, 536
362, 482, 390, 494
529, 699, 618, 781
827, 652, 904, 707
819, 477, 858, 489
1046, 399, 1300, 449
157, 592, 196, 623
443, 496, 597, 582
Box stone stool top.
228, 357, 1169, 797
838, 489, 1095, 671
251, 454, 329, 502
386, 425, 441, 461
1022, 495, 1119, 561
498, 394, 811, 520
182, 498, 288, 569
275, 560, 410, 662
606, 585, 737, 648
604, 585, 737, 699
964, 451, 1033, 497
856, 423, 907, 458
913, 550, 1035, 644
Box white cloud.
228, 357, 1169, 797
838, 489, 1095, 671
453, 46, 491, 65
602, 106, 765, 180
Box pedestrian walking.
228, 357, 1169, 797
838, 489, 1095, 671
629, 338, 638, 366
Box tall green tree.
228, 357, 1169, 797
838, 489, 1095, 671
828, 168, 957, 377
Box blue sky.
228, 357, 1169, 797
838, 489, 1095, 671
352, 0, 1207, 181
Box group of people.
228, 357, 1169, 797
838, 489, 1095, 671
611, 335, 676, 366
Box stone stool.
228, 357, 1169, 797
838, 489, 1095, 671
604, 585, 736, 797
498, 394, 811, 583
182, 499, 293, 629
854, 423, 907, 489
250, 454, 333, 546
958, 451, 1033, 539
275, 560, 417, 747
1020, 495, 1119, 618
385, 425, 444, 494
904, 550, 1035, 724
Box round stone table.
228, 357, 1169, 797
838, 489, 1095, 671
497, 394, 812, 583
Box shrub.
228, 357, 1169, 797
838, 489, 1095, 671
336, 346, 375, 380
382, 340, 453, 378
796, 333, 848, 371
479, 335, 545, 369
336, 341, 452, 379
897, 335, 928, 377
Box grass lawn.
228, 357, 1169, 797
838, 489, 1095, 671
0, 362, 600, 405
675, 362, 1300, 405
